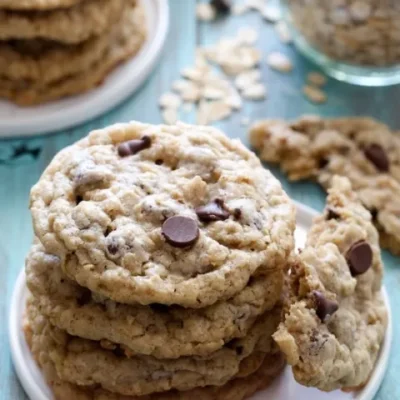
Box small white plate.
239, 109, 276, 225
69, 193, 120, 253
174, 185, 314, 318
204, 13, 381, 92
0, 0, 169, 138
9, 202, 393, 400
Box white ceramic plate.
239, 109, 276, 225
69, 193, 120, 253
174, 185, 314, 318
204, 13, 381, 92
9, 202, 393, 400
0, 0, 169, 138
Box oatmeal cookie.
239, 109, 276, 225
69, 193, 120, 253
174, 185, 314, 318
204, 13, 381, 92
25, 316, 285, 400
26, 299, 282, 396
26, 241, 283, 359
0, 0, 126, 44
0, 0, 83, 10
249, 116, 400, 255
30, 122, 295, 307
273, 176, 387, 391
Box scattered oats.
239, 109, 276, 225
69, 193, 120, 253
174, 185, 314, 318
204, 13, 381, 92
266, 52, 293, 72
303, 85, 327, 104
237, 27, 259, 45
162, 108, 178, 125
196, 3, 216, 21
181, 66, 209, 82
195, 48, 208, 68
197, 100, 232, 125
225, 90, 243, 110
172, 79, 190, 93
158, 92, 181, 109
182, 102, 193, 112
275, 21, 292, 44
241, 117, 250, 126
242, 83, 267, 100
261, 5, 282, 22
232, 2, 249, 15
180, 83, 202, 103
307, 72, 327, 87
202, 86, 227, 100
235, 69, 261, 91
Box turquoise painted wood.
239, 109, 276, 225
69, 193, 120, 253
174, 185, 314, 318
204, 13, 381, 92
0, 1, 399, 398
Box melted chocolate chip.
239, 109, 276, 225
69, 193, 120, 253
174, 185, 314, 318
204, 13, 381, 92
162, 216, 199, 248
326, 208, 340, 220
364, 144, 389, 172
312, 290, 339, 322
211, 0, 231, 14
318, 157, 329, 169
76, 195, 83, 204
155, 159, 164, 165
196, 199, 230, 222
370, 207, 378, 221
118, 136, 151, 157
346, 240, 373, 276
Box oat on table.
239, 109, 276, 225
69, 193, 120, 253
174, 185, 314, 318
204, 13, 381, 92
273, 176, 387, 391
249, 116, 400, 255
30, 121, 295, 307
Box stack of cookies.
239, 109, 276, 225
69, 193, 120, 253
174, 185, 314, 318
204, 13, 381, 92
0, 0, 146, 105
25, 121, 296, 399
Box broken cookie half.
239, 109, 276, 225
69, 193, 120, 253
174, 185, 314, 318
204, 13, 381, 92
273, 176, 388, 391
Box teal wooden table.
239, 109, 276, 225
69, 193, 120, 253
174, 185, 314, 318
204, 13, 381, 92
0, 1, 399, 398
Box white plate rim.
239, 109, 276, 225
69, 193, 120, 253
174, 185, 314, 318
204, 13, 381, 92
0, 0, 169, 138
8, 202, 393, 400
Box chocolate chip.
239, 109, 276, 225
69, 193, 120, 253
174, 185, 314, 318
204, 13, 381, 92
162, 216, 199, 248
77, 288, 92, 306
196, 199, 230, 222
155, 159, 164, 165
312, 290, 339, 322
346, 240, 373, 276
76, 195, 83, 204
326, 208, 340, 220
318, 157, 329, 169
233, 208, 242, 219
107, 242, 119, 255
364, 144, 389, 172
370, 207, 378, 221
118, 136, 151, 158
210, 0, 231, 14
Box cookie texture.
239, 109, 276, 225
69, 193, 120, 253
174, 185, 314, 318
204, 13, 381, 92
0, 0, 83, 10
26, 241, 283, 359
249, 116, 400, 255
0, 1, 145, 105
25, 313, 285, 400
0, 0, 126, 44
26, 298, 281, 396
273, 176, 387, 391
30, 122, 295, 307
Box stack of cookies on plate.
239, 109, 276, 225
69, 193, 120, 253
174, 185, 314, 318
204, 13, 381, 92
0, 0, 146, 105
24, 121, 296, 399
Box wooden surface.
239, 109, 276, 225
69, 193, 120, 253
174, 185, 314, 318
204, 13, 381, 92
0, 1, 399, 398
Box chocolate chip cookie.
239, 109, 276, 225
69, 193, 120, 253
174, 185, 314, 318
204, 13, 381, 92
30, 121, 295, 307
0, 0, 126, 44
249, 116, 400, 255
26, 241, 284, 359
273, 176, 387, 391
0, 0, 145, 105
0, 0, 83, 10
26, 298, 281, 396
25, 310, 285, 400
